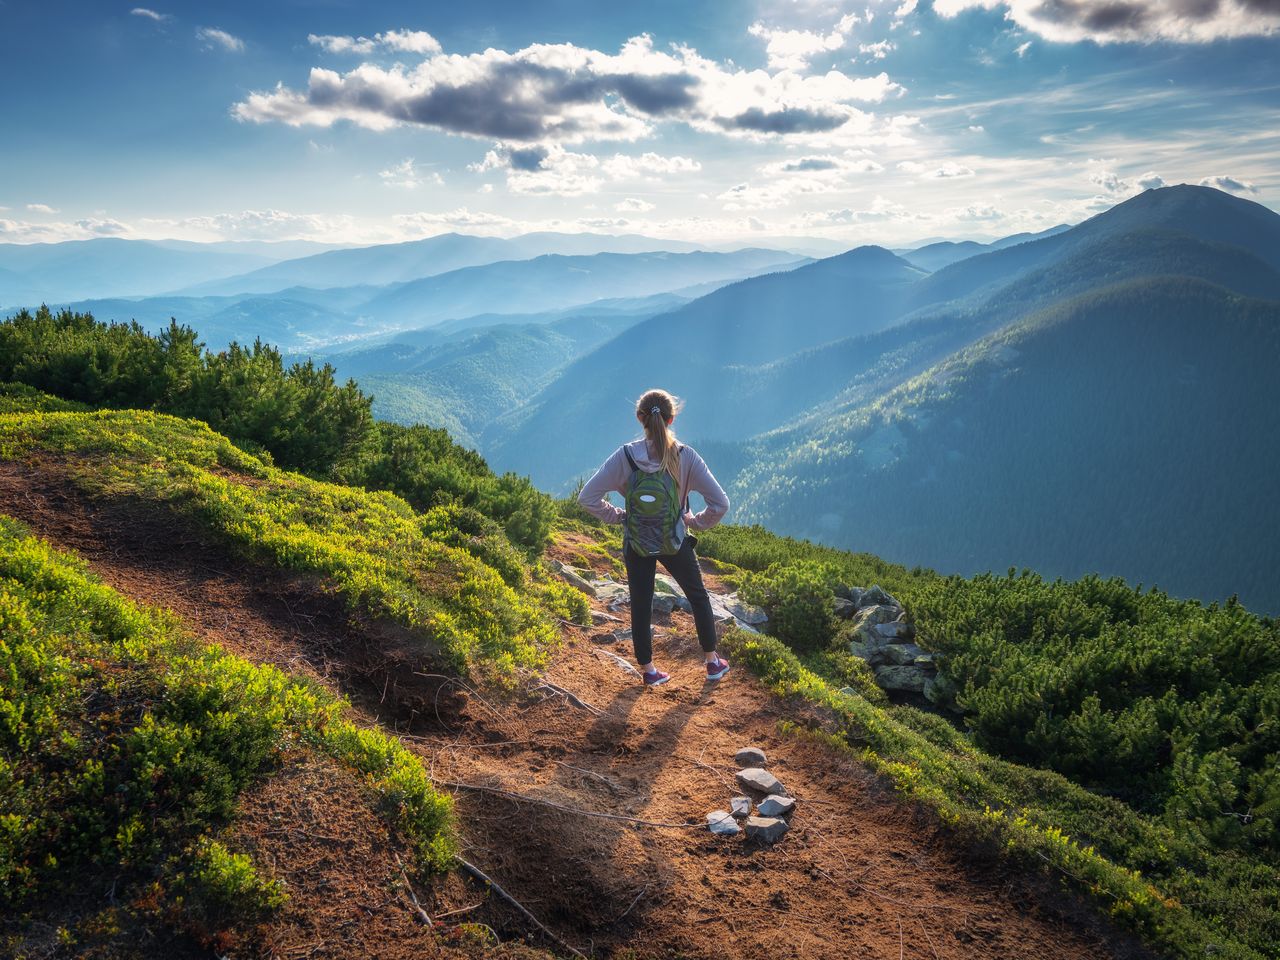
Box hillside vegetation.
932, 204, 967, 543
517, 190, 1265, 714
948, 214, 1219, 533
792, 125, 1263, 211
694, 523, 1279, 960
0, 515, 455, 955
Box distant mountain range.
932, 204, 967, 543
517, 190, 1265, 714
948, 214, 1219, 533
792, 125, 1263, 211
0, 237, 342, 304
412, 184, 1277, 612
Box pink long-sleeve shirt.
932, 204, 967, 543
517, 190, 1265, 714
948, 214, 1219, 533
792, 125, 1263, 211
577, 438, 730, 534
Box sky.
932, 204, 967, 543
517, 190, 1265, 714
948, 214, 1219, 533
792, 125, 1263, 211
1, 0, 1277, 247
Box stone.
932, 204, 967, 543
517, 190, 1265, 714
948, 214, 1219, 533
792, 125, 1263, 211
743, 816, 790, 844
757, 794, 796, 817
854, 604, 900, 630
873, 664, 928, 693
552, 560, 597, 597
881, 643, 928, 666
651, 593, 677, 615
872, 620, 915, 641
612, 628, 633, 643
832, 598, 858, 619
838, 686, 859, 697
654, 573, 685, 597
721, 593, 769, 626
734, 747, 767, 767
861, 585, 895, 608
590, 610, 622, 625
592, 580, 630, 605
730, 796, 752, 819
707, 810, 740, 836
736, 767, 788, 796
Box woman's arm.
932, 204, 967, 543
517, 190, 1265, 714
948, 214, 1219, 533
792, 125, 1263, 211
577, 446, 629, 524
682, 448, 730, 531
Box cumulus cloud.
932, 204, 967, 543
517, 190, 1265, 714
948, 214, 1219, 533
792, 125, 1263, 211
308, 29, 441, 56
748, 13, 859, 70
1091, 167, 1168, 194
858, 40, 896, 60
928, 162, 975, 178
164, 208, 351, 239
196, 27, 245, 52
762, 153, 883, 174
233, 34, 902, 145
26, 203, 58, 214
933, 0, 1280, 44
615, 198, 655, 212
130, 8, 170, 22
379, 158, 442, 188
1199, 175, 1258, 193
470, 146, 701, 195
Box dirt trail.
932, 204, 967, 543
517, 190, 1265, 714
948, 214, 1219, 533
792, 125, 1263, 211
0, 462, 1151, 960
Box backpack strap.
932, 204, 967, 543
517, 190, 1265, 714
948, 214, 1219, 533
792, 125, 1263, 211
622, 444, 638, 472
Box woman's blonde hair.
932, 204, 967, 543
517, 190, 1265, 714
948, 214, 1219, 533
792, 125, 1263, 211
636, 388, 682, 483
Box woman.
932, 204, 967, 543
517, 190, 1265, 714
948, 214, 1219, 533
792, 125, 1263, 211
577, 388, 731, 686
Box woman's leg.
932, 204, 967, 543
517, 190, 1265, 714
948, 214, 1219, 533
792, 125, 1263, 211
623, 544, 658, 668
660, 536, 720, 660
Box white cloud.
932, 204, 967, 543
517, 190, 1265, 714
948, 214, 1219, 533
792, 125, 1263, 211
967, 124, 985, 132
1014, 40, 1032, 57
857, 40, 896, 60
234, 34, 903, 144
130, 8, 169, 22
748, 15, 858, 71
378, 158, 442, 188
308, 29, 442, 56
196, 27, 245, 53
470, 146, 701, 196
928, 162, 975, 178
26, 203, 58, 214
1135, 171, 1166, 190
1199, 175, 1258, 194
933, 0, 1280, 44
615, 198, 655, 212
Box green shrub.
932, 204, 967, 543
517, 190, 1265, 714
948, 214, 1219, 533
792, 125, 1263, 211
739, 560, 839, 653
185, 838, 287, 921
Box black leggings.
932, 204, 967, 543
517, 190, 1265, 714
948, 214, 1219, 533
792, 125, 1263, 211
623, 534, 719, 665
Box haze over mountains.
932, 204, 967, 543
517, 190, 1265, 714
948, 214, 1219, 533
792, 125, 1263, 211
5, 185, 1279, 612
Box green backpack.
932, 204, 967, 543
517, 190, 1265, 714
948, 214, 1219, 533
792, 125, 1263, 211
622, 444, 686, 556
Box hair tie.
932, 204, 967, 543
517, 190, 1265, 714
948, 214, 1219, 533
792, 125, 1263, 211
650, 406, 661, 416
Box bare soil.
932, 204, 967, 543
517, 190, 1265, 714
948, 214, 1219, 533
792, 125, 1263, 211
0, 460, 1154, 960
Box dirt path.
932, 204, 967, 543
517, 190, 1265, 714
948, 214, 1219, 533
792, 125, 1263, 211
0, 462, 1150, 960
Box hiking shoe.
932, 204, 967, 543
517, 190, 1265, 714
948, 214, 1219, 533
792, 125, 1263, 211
706, 657, 730, 681
643, 668, 670, 686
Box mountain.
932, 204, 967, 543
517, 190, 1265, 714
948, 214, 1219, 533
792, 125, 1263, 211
897, 225, 1072, 272
329, 311, 640, 445
0, 237, 299, 304
480, 245, 926, 487
175, 230, 713, 296
735, 276, 1280, 613
353, 249, 807, 327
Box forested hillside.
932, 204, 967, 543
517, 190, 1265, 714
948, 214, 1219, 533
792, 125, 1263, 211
737, 276, 1280, 611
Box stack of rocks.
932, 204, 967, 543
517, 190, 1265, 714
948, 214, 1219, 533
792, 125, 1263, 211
705, 747, 795, 844
835, 584, 941, 699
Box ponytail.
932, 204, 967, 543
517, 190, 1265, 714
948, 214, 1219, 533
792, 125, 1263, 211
636, 389, 682, 484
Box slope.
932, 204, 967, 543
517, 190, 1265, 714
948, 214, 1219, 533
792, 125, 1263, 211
735, 276, 1280, 612
0, 449, 1149, 960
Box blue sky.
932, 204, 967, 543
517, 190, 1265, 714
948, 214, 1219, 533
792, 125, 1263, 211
2, 0, 1277, 246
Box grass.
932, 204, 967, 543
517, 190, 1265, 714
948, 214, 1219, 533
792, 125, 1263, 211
0, 514, 456, 949
0, 407, 588, 679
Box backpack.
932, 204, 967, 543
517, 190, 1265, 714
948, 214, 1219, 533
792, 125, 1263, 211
622, 443, 686, 557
